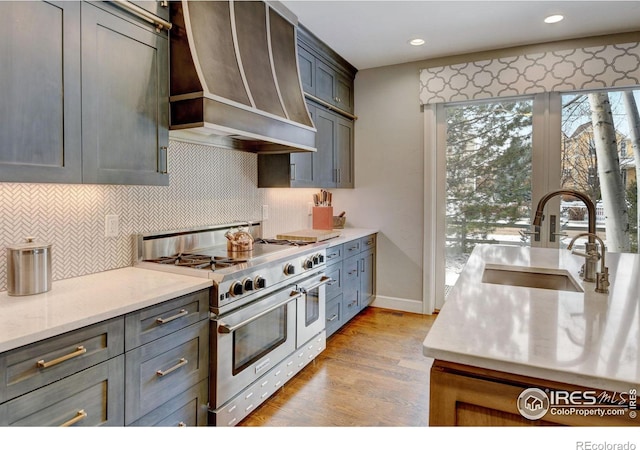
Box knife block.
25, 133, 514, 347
312, 206, 333, 230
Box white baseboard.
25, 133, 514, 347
370, 295, 425, 314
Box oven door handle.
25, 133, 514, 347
299, 276, 333, 293
217, 291, 303, 334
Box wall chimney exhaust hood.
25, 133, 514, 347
169, 1, 316, 153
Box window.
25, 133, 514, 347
429, 88, 640, 310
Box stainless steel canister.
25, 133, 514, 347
6, 237, 52, 296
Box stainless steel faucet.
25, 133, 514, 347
532, 189, 597, 282
567, 232, 610, 294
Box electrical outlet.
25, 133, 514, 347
307, 202, 313, 216
105, 215, 119, 237
262, 205, 269, 220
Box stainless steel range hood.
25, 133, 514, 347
169, 1, 316, 153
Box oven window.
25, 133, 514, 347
233, 306, 287, 375
305, 287, 320, 327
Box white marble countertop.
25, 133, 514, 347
316, 228, 378, 247
0, 267, 212, 353
423, 244, 639, 392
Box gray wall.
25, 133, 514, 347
318, 32, 640, 314
340, 61, 426, 312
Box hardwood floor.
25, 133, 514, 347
239, 307, 437, 427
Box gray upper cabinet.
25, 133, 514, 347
81, 2, 169, 186
315, 59, 354, 115
298, 46, 316, 95
315, 107, 354, 188
258, 102, 318, 188
0, 1, 169, 186
258, 24, 356, 188
0, 1, 82, 183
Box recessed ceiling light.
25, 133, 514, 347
409, 38, 425, 46
544, 14, 564, 24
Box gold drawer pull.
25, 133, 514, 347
156, 309, 188, 324
156, 358, 188, 377
60, 409, 87, 427
37, 346, 87, 369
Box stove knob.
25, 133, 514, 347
317, 254, 325, 264
254, 276, 267, 289
284, 263, 295, 275
243, 278, 254, 291
312, 254, 320, 265
229, 282, 244, 297
303, 258, 314, 270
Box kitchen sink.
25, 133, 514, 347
481, 264, 583, 292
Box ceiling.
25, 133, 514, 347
281, 1, 640, 70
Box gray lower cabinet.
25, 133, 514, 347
324, 234, 376, 337
0, 288, 210, 427
0, 356, 125, 427
0, 0, 169, 186
130, 379, 208, 427
0, 318, 125, 404
124, 320, 209, 425
124, 288, 210, 426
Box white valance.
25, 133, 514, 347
419, 42, 640, 105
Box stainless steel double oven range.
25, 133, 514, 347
135, 222, 331, 426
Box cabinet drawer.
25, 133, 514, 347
325, 294, 343, 337
343, 254, 359, 292
125, 320, 209, 424
344, 239, 361, 257
129, 378, 208, 427
325, 244, 343, 265
360, 234, 376, 251
342, 291, 360, 323
125, 288, 209, 351
0, 317, 124, 403
324, 263, 342, 299
0, 356, 124, 426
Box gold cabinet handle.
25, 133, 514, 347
60, 409, 87, 427
156, 358, 188, 377
156, 309, 188, 324
37, 346, 87, 369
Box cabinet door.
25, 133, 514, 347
335, 72, 354, 113
0, 1, 82, 183
336, 116, 354, 188
289, 102, 317, 187
315, 59, 337, 107
315, 107, 337, 188
359, 249, 375, 310
297, 45, 316, 95
81, 3, 169, 185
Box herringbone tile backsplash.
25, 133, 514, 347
0, 141, 264, 292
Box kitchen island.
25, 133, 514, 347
423, 244, 639, 426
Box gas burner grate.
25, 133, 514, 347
144, 253, 252, 270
